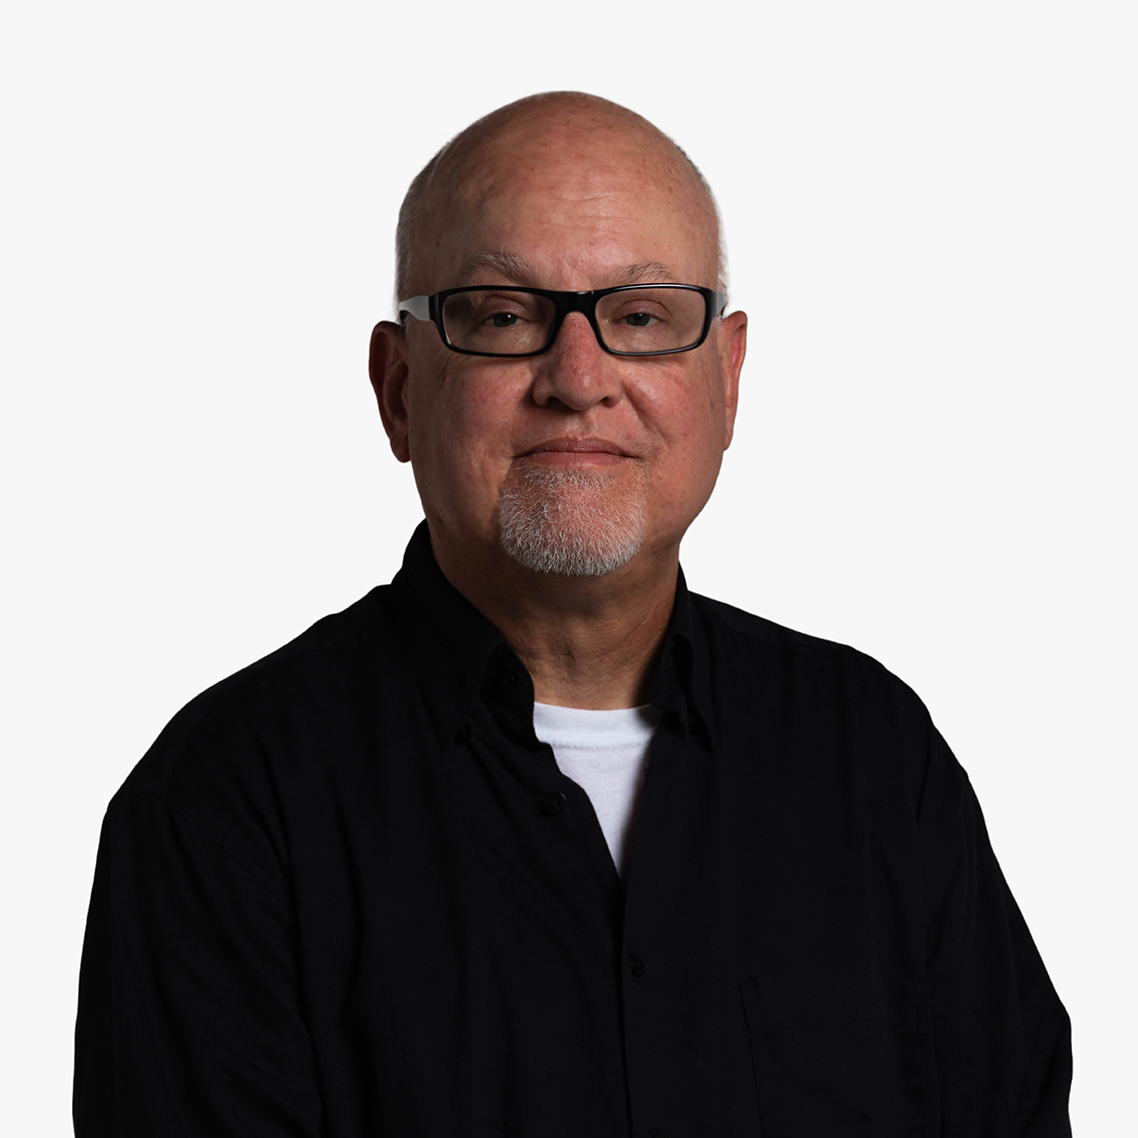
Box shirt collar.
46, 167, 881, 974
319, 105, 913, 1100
383, 522, 715, 751
383, 522, 510, 753
646, 567, 716, 750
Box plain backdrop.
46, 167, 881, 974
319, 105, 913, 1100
3, 2, 1134, 1132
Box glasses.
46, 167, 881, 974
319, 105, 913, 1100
398, 284, 727, 358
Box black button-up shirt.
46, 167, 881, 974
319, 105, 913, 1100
74, 523, 1072, 1136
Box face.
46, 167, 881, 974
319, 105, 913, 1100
372, 108, 747, 586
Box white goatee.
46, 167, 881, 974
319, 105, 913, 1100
497, 465, 648, 577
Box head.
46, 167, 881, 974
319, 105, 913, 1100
370, 92, 747, 588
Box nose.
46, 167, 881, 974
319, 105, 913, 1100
530, 312, 623, 412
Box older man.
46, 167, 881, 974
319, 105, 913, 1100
75, 93, 1071, 1136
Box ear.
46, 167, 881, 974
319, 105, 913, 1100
369, 320, 412, 463
717, 308, 747, 450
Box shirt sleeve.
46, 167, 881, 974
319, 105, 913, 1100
73, 791, 323, 1137
921, 728, 1072, 1136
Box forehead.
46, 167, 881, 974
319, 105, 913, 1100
421, 117, 718, 292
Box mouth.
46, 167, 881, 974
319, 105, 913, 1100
518, 438, 631, 468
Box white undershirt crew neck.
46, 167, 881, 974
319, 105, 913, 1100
531, 702, 662, 879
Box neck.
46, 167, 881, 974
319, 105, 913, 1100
433, 533, 679, 710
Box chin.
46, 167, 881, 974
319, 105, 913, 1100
497, 466, 648, 578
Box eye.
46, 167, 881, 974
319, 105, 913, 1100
470, 294, 539, 327
612, 303, 670, 330
485, 311, 521, 328
619, 310, 658, 328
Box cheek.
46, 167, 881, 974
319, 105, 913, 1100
404, 368, 524, 522
635, 366, 729, 528
405, 356, 478, 455
635, 365, 726, 456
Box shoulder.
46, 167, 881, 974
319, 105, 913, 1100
687, 592, 955, 792
689, 591, 925, 713
689, 593, 969, 835
120, 586, 394, 792
106, 586, 407, 882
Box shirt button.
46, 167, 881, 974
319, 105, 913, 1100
629, 952, 645, 978
455, 722, 471, 744
540, 791, 567, 816
498, 670, 516, 694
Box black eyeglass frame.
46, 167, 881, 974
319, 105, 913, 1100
397, 284, 728, 358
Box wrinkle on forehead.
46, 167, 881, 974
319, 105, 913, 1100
457, 253, 683, 289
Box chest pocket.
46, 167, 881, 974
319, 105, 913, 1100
741, 973, 928, 1137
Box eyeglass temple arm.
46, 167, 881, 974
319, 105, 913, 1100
397, 296, 431, 322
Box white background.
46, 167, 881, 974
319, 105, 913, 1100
3, 1, 1134, 1132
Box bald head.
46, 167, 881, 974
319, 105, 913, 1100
394, 92, 725, 304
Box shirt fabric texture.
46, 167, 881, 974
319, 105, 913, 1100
74, 522, 1073, 1136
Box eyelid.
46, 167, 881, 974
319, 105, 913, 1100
468, 292, 538, 312
605, 298, 672, 317
481, 295, 529, 307
606, 290, 672, 306
475, 293, 532, 307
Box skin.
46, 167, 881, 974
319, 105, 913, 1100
370, 94, 747, 708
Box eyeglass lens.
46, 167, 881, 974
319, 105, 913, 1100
440, 288, 709, 356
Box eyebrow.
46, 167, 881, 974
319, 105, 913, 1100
456, 253, 682, 289
614, 262, 680, 285
458, 251, 541, 285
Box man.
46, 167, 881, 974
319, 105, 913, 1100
74, 93, 1072, 1135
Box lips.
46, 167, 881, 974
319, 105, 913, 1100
522, 437, 629, 457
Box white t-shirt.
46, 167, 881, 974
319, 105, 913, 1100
531, 702, 662, 879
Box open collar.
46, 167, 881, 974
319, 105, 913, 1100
383, 522, 715, 752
